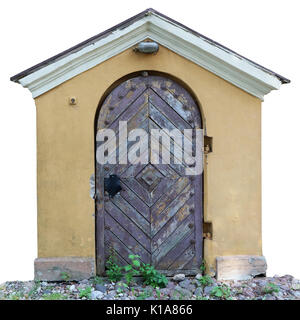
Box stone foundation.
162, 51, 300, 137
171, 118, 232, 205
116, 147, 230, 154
34, 257, 95, 281
216, 255, 267, 280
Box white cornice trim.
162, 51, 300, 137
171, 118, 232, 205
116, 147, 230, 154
18, 13, 282, 100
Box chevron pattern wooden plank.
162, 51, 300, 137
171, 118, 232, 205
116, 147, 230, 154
96, 75, 203, 275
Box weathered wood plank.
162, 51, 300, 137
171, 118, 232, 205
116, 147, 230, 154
151, 177, 190, 222
150, 81, 194, 128
152, 214, 194, 266
168, 245, 195, 270
105, 229, 133, 265
181, 255, 197, 270
119, 187, 150, 221
105, 213, 151, 264
216, 255, 267, 281
165, 78, 202, 128
149, 119, 195, 165
149, 89, 193, 129
98, 81, 147, 129
100, 105, 149, 169
150, 178, 177, 206
121, 178, 152, 206
157, 231, 194, 269
111, 193, 150, 235
151, 183, 192, 236
152, 195, 194, 251
151, 162, 179, 179
105, 202, 151, 251
149, 102, 194, 149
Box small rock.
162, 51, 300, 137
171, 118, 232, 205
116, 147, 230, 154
171, 285, 192, 299
95, 284, 107, 293
204, 285, 214, 295
292, 291, 300, 298
264, 294, 276, 300
167, 281, 176, 289
291, 279, 300, 290
280, 284, 289, 291
194, 287, 203, 296
195, 274, 202, 280
179, 279, 191, 289
256, 279, 267, 287
23, 282, 34, 293
41, 281, 48, 287
80, 279, 89, 284
160, 288, 171, 296
274, 291, 283, 298
173, 274, 185, 282
69, 285, 76, 292
108, 290, 117, 295
282, 274, 294, 281
91, 290, 104, 300
243, 288, 255, 298
43, 290, 52, 294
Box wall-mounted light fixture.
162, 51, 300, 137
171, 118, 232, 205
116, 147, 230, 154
133, 41, 159, 54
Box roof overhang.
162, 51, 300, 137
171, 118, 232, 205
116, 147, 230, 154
11, 8, 290, 100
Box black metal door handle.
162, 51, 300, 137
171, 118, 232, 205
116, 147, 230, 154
104, 174, 122, 198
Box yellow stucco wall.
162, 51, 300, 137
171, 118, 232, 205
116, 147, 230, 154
34, 45, 262, 274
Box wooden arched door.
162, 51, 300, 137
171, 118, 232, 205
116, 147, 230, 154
96, 73, 203, 275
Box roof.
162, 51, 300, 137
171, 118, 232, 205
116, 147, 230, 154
10, 8, 290, 100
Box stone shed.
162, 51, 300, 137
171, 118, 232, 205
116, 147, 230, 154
10, 8, 289, 281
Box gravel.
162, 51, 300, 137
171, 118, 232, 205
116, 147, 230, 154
173, 274, 185, 281
0, 274, 299, 300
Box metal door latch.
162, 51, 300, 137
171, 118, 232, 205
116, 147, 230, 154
104, 174, 122, 198
204, 136, 213, 154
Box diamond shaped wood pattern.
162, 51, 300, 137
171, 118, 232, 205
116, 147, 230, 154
135, 164, 163, 191
96, 75, 203, 275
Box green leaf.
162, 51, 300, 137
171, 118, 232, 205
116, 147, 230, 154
133, 260, 140, 267
124, 265, 132, 272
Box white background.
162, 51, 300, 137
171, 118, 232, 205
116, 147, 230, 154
0, 0, 299, 283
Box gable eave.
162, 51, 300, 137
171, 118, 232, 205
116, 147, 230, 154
11, 8, 290, 101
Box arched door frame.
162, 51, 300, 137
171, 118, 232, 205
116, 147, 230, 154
94, 71, 205, 275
